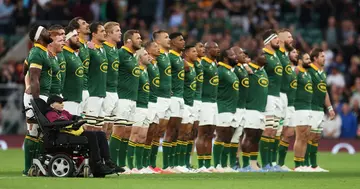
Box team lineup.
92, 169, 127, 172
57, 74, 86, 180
22, 17, 335, 176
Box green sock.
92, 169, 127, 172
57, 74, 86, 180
242, 152, 250, 168
174, 142, 180, 166
204, 155, 211, 168
169, 142, 176, 167
278, 140, 289, 166
135, 143, 144, 169
150, 141, 159, 168
268, 138, 275, 166
142, 145, 151, 167
127, 140, 136, 169
221, 143, 230, 167
250, 152, 259, 161
213, 141, 224, 167
198, 155, 204, 168
185, 140, 193, 168
259, 136, 270, 167
229, 143, 238, 168
162, 141, 172, 169
109, 135, 121, 165
272, 136, 280, 165
23, 136, 38, 174
304, 142, 312, 167
177, 140, 187, 166
310, 142, 318, 168
294, 157, 303, 168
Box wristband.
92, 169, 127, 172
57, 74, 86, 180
327, 106, 333, 111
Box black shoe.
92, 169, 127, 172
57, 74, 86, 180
94, 161, 114, 175
105, 159, 125, 173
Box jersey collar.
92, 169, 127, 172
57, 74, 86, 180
249, 62, 260, 69
121, 46, 134, 54
310, 63, 319, 71
94, 43, 103, 49
185, 60, 194, 67
297, 66, 306, 73
139, 65, 145, 70
104, 41, 115, 48
202, 56, 214, 64
169, 50, 181, 57
237, 63, 244, 68
160, 48, 167, 54
218, 62, 232, 70
79, 37, 86, 44
34, 43, 47, 52
263, 48, 275, 55
197, 57, 202, 62
63, 46, 75, 53
279, 47, 286, 53
151, 59, 157, 65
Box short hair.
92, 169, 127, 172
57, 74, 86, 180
184, 45, 195, 52
277, 28, 291, 34
169, 32, 183, 40
123, 29, 140, 43
144, 40, 156, 50
65, 26, 75, 35
152, 30, 167, 40
136, 48, 147, 59
310, 48, 324, 62
90, 22, 103, 35
262, 29, 277, 41
29, 24, 43, 42
104, 22, 120, 34
49, 25, 64, 32
68, 17, 84, 30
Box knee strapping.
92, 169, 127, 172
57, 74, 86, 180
265, 116, 275, 128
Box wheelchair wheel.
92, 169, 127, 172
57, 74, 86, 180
83, 166, 90, 178
28, 165, 38, 177
49, 154, 74, 177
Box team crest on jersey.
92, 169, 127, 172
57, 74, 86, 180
305, 83, 313, 93
132, 67, 141, 77
112, 61, 119, 71
48, 69, 52, 77
100, 62, 108, 73
241, 78, 249, 88
143, 83, 150, 92
196, 73, 204, 82
75, 67, 84, 77
258, 77, 269, 87
178, 70, 185, 80
210, 76, 219, 86
190, 81, 197, 91
285, 65, 292, 74
59, 62, 66, 72
317, 83, 327, 93
233, 81, 239, 90
83, 60, 90, 68
152, 77, 160, 87
165, 66, 171, 76
274, 66, 283, 76
56, 72, 61, 80
290, 80, 297, 89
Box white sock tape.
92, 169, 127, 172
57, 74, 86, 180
66, 30, 78, 41
34, 26, 44, 42
263, 34, 277, 45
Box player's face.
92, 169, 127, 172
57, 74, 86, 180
41, 29, 53, 44
316, 52, 325, 66
209, 43, 220, 57
51, 102, 64, 111
141, 50, 152, 65
187, 47, 198, 62
159, 32, 171, 49
171, 35, 185, 51
94, 25, 106, 42
52, 35, 65, 53
289, 49, 298, 63
227, 49, 237, 66
270, 36, 280, 49
148, 42, 161, 57
69, 33, 81, 50
109, 25, 122, 43
302, 53, 311, 68
195, 42, 205, 57
237, 50, 246, 63
284, 32, 293, 49
78, 19, 90, 34
131, 33, 142, 50
51, 29, 65, 42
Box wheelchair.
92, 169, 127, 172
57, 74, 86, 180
26, 98, 91, 178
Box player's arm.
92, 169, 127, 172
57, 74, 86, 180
325, 92, 335, 120
29, 67, 41, 99
23, 59, 29, 76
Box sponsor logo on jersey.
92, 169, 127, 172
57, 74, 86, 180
196, 73, 203, 83
241, 78, 249, 88
59, 62, 66, 72
132, 66, 141, 77
317, 82, 327, 93
233, 81, 239, 90
285, 65, 292, 74
305, 83, 313, 93
274, 65, 283, 76
165, 66, 171, 76
258, 77, 269, 87
178, 70, 185, 80
112, 61, 119, 71
143, 83, 150, 92
100, 62, 108, 73
290, 80, 297, 89
190, 81, 197, 91
75, 67, 84, 77
209, 76, 219, 86
152, 77, 160, 87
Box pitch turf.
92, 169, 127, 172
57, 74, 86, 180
0, 150, 359, 189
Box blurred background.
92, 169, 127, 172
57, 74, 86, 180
0, 0, 359, 139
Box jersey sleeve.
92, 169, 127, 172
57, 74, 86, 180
28, 52, 45, 70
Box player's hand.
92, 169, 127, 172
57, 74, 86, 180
244, 65, 254, 74
328, 110, 335, 120
87, 41, 95, 49
25, 87, 31, 94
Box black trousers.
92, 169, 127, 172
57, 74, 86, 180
81, 131, 110, 162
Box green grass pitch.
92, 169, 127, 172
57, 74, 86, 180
0, 150, 359, 189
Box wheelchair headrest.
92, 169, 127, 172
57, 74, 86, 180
30, 98, 51, 129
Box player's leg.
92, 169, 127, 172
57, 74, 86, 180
221, 127, 235, 171
278, 106, 295, 169
229, 127, 242, 169
293, 125, 310, 169
176, 105, 193, 171
128, 126, 140, 170
260, 116, 273, 168
144, 123, 156, 168
135, 115, 149, 172
203, 103, 217, 171
155, 97, 171, 170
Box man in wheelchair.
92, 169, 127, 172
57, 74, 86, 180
45, 95, 124, 176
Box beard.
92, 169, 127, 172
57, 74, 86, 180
229, 59, 237, 67
70, 41, 81, 50
271, 42, 279, 50
303, 62, 311, 68
285, 42, 293, 52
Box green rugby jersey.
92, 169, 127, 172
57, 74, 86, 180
276, 48, 292, 94
183, 61, 196, 106
88, 44, 108, 97
201, 57, 218, 103
79, 38, 90, 90
103, 41, 119, 93
49, 54, 61, 95
217, 62, 239, 113
287, 66, 297, 106
156, 49, 171, 98
169, 50, 185, 98
118, 46, 140, 100
194, 58, 203, 101
27, 43, 52, 97
246, 63, 268, 112
234, 63, 249, 109
263, 48, 282, 97
57, 52, 66, 91
148, 60, 160, 103
294, 66, 312, 110
308, 63, 327, 111
62, 46, 84, 103
136, 66, 150, 108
